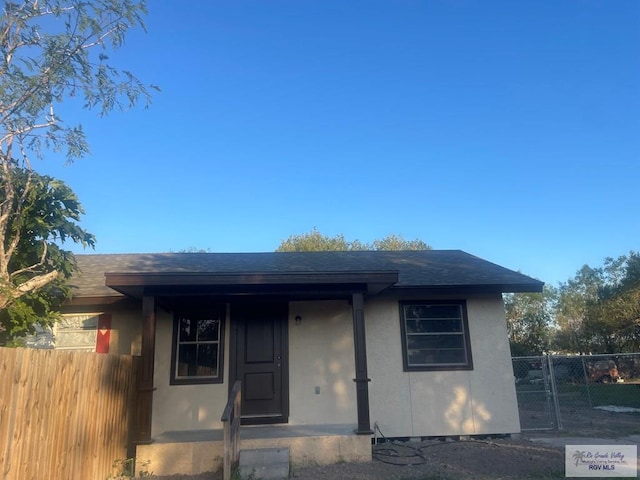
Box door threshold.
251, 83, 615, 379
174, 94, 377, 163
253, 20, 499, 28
241, 415, 288, 426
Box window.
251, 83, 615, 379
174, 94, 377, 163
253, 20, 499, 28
399, 301, 473, 371
55, 314, 99, 351
24, 314, 99, 351
171, 308, 225, 385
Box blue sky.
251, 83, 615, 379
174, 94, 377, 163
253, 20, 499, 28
39, 0, 639, 287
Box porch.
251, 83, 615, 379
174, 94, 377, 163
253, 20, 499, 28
136, 424, 372, 476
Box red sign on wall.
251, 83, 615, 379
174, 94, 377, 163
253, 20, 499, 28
96, 314, 111, 353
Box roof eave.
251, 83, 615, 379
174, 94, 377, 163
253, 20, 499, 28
64, 295, 135, 308
391, 282, 544, 295
104, 271, 400, 299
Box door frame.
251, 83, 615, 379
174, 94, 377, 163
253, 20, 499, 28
228, 300, 289, 425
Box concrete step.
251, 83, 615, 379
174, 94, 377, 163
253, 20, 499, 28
238, 447, 290, 480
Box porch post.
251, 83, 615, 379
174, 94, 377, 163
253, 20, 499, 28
136, 295, 157, 443
351, 292, 373, 434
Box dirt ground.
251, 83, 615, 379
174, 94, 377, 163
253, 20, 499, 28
150, 435, 566, 480
149, 410, 640, 480
291, 436, 567, 479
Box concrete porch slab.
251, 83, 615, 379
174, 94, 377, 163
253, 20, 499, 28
136, 424, 371, 476
239, 447, 290, 480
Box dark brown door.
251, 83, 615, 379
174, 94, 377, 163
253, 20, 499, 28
231, 302, 288, 424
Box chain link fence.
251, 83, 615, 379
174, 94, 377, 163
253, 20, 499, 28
512, 353, 640, 434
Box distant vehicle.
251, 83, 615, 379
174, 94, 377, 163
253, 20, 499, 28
589, 360, 620, 383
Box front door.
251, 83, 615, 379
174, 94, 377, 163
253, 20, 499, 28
231, 302, 288, 424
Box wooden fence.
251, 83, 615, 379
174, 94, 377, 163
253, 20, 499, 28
0, 347, 140, 480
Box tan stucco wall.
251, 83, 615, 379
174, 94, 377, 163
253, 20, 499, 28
149, 300, 357, 435
151, 308, 231, 436
73, 293, 519, 439
60, 304, 143, 355
109, 310, 142, 355
366, 294, 521, 437
288, 300, 357, 425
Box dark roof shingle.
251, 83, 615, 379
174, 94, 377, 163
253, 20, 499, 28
70, 250, 543, 298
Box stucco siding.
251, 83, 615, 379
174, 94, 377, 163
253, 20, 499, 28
152, 308, 231, 436
465, 297, 521, 434
288, 300, 357, 425
367, 294, 520, 437
150, 300, 357, 434
366, 299, 413, 436
144, 294, 518, 437
109, 311, 142, 355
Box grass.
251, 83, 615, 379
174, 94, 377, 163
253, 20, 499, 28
556, 382, 640, 408
517, 381, 640, 409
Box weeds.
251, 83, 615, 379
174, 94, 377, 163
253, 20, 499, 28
106, 458, 153, 479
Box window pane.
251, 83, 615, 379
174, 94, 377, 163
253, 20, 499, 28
405, 319, 420, 333
404, 305, 461, 320
177, 344, 197, 376
407, 334, 465, 350
56, 331, 98, 350
58, 314, 99, 330
173, 307, 225, 383
428, 318, 462, 333
197, 319, 219, 341
406, 318, 462, 333
178, 317, 196, 342
402, 302, 472, 370
177, 343, 219, 378
408, 348, 467, 365
197, 344, 218, 376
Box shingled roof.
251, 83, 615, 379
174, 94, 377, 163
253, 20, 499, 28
70, 250, 543, 299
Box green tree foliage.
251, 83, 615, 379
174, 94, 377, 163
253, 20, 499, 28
1, 1, 155, 163
554, 253, 640, 353
554, 265, 602, 354
276, 228, 431, 252
0, 1, 153, 343
504, 286, 556, 356
371, 233, 430, 251
0, 167, 94, 344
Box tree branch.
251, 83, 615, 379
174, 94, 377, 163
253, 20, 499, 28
10, 240, 48, 278
0, 269, 59, 310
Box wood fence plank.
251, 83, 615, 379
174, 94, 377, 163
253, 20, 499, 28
52, 350, 72, 478
7, 347, 29, 480
26, 348, 46, 480
36, 350, 55, 480
95, 354, 110, 480
0, 348, 139, 480
0, 348, 18, 479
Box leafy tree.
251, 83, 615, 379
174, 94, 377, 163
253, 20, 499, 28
178, 247, 213, 253
0, 1, 154, 343
504, 286, 556, 356
554, 253, 640, 353
276, 228, 431, 252
0, 168, 94, 344
554, 265, 603, 354
584, 253, 640, 353
371, 233, 430, 251
277, 228, 358, 252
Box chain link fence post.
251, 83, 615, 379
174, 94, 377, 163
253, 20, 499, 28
580, 356, 593, 409
546, 354, 563, 430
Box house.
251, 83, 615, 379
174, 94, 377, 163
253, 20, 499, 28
64, 250, 542, 475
